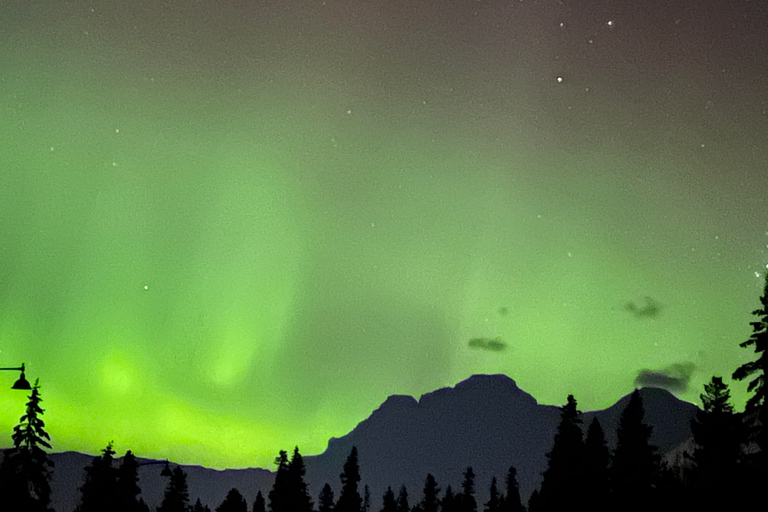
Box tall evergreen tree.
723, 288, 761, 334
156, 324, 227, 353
732, 271, 768, 482
583, 418, 610, 512
380, 487, 397, 512
268, 450, 290, 512
364, 485, 371, 512
116, 450, 150, 512
336, 446, 363, 512
0, 379, 54, 512
536, 394, 584, 511
483, 477, 500, 512
253, 491, 266, 512
157, 464, 191, 512
395, 486, 410, 512
440, 485, 458, 512
318, 484, 335, 512
193, 498, 212, 512
457, 467, 477, 512
689, 376, 744, 509
286, 447, 313, 512
499, 466, 524, 512
609, 390, 659, 512
216, 488, 248, 512
76, 442, 118, 512
420, 474, 440, 512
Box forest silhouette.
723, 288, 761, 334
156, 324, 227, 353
1, 273, 766, 512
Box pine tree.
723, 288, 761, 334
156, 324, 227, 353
268, 450, 290, 512
318, 484, 335, 512
536, 394, 584, 511
116, 450, 150, 512
689, 376, 744, 509
0, 379, 54, 512
217, 488, 248, 512
583, 418, 610, 512
380, 487, 397, 512
484, 477, 500, 512
732, 271, 768, 483
499, 466, 524, 512
193, 498, 212, 512
457, 467, 477, 512
253, 491, 266, 512
420, 473, 440, 512
440, 485, 458, 512
609, 390, 659, 512
336, 446, 363, 512
158, 464, 191, 512
76, 442, 118, 512
286, 447, 313, 512
364, 485, 371, 512
395, 486, 409, 512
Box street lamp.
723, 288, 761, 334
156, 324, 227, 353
0, 363, 32, 390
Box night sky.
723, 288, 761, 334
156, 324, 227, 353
1, 0, 767, 469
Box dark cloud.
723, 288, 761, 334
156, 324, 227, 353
468, 337, 507, 352
625, 296, 662, 319
634, 362, 696, 393
497, 306, 509, 316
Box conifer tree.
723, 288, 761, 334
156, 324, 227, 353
609, 390, 659, 512
253, 491, 266, 512
336, 446, 363, 512
499, 466, 524, 512
380, 487, 397, 512
440, 485, 458, 512
268, 450, 290, 512
116, 450, 150, 512
318, 484, 335, 512
536, 394, 584, 511
216, 488, 248, 512
286, 447, 313, 512
76, 442, 118, 512
689, 376, 744, 509
0, 379, 54, 512
396, 485, 410, 512
158, 464, 191, 512
583, 418, 610, 512
364, 485, 371, 512
193, 498, 212, 512
458, 467, 477, 512
484, 477, 500, 512
420, 473, 440, 512
732, 271, 768, 481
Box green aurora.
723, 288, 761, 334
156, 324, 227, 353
1, 1, 767, 469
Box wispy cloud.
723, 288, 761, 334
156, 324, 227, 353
468, 337, 507, 352
624, 296, 663, 319
634, 362, 695, 393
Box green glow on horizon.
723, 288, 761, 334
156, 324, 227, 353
1, 1, 767, 469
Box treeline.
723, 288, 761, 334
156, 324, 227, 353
1, 273, 766, 512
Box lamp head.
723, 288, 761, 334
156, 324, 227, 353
11, 364, 32, 390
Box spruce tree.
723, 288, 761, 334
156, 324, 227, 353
116, 450, 150, 512
286, 447, 313, 512
364, 485, 371, 512
583, 418, 610, 512
458, 467, 477, 512
193, 498, 212, 512
499, 466, 524, 512
76, 442, 118, 512
318, 484, 335, 512
395, 485, 410, 512
440, 485, 458, 512
689, 376, 744, 509
420, 473, 440, 512
732, 270, 768, 482
484, 477, 500, 512
253, 491, 266, 512
336, 446, 363, 512
0, 379, 54, 512
216, 488, 248, 512
268, 450, 290, 512
380, 487, 397, 512
158, 464, 191, 512
609, 390, 659, 512
536, 394, 584, 511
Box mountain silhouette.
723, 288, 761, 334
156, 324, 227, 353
46, 374, 699, 510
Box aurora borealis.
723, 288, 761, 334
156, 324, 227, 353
1, 0, 767, 469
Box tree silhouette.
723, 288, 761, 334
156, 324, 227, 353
420, 473, 440, 512
193, 498, 212, 512
499, 466, 524, 512
364, 485, 371, 512
395, 485, 410, 512
732, 271, 768, 485
336, 446, 363, 512
318, 484, 335, 512
440, 485, 458, 512
483, 477, 500, 512
0, 379, 54, 512
253, 491, 266, 512
76, 442, 118, 512
286, 447, 313, 512
268, 450, 290, 512
216, 488, 248, 512
582, 418, 610, 512
609, 390, 659, 512
157, 464, 191, 512
457, 466, 477, 512
380, 487, 397, 512
115, 450, 150, 512
689, 376, 744, 509
536, 394, 584, 511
